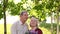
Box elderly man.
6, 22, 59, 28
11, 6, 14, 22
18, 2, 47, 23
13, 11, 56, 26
11, 10, 28, 34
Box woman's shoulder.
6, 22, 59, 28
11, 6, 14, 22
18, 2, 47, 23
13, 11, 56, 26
35, 28, 42, 31
35, 28, 43, 34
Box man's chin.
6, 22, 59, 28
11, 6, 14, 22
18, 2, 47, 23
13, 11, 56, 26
24, 20, 27, 22
25, 19, 27, 21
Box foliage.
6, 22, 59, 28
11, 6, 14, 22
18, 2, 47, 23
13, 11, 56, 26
0, 0, 60, 20
40, 22, 60, 34
0, 3, 3, 19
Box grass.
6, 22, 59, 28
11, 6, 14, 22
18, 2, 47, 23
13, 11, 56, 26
0, 24, 12, 34
0, 24, 4, 34
0, 24, 60, 34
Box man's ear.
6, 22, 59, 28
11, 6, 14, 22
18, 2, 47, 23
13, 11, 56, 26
20, 15, 21, 17
20, 15, 22, 18
20, 14, 23, 16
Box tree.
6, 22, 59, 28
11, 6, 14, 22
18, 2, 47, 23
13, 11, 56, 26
3, 0, 8, 34
56, 5, 60, 34
0, 0, 3, 19
0, 0, 60, 34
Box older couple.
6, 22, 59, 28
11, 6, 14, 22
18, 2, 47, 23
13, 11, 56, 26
11, 10, 43, 34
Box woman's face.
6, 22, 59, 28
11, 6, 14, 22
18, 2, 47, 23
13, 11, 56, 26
30, 18, 37, 27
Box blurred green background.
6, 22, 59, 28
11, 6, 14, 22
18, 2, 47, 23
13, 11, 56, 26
0, 0, 60, 34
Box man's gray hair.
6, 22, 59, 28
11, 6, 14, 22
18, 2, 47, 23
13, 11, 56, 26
20, 10, 27, 15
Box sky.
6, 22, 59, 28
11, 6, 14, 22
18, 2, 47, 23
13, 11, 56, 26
0, 15, 19, 24
14, 0, 21, 4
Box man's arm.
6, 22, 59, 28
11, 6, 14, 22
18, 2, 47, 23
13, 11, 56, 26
11, 23, 17, 34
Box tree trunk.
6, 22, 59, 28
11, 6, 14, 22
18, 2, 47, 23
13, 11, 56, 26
56, 8, 59, 34
3, 8, 7, 34
3, 0, 8, 34
51, 12, 53, 34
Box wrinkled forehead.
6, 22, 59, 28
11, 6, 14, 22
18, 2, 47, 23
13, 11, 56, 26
21, 11, 27, 14
20, 12, 29, 17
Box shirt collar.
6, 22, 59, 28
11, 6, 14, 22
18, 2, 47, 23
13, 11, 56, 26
19, 20, 25, 25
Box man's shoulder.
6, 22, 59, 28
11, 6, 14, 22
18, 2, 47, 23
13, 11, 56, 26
12, 21, 19, 26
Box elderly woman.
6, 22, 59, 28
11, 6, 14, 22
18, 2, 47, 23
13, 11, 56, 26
29, 16, 43, 34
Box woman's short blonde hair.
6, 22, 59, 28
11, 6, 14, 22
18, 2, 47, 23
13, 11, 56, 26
30, 16, 39, 27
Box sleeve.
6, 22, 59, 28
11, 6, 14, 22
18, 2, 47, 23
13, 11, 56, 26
11, 23, 17, 34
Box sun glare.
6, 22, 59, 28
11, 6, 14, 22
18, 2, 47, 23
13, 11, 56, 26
14, 0, 21, 4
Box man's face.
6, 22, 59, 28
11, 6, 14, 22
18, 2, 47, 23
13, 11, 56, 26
21, 12, 28, 22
